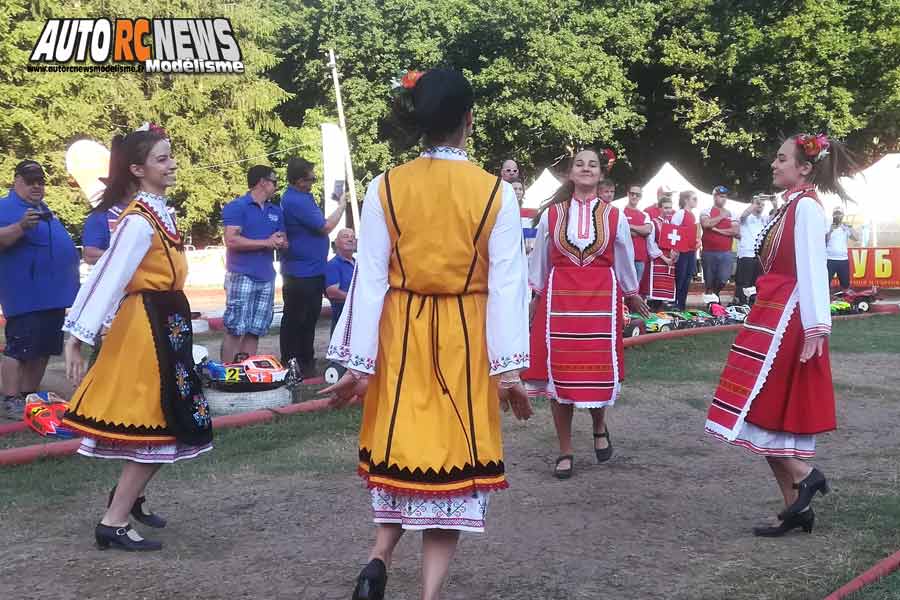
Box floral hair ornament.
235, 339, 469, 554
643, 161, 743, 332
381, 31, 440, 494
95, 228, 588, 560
796, 133, 830, 163
390, 70, 425, 91
601, 148, 617, 170
135, 121, 169, 139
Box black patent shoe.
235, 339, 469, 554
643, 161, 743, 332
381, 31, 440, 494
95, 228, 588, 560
783, 468, 830, 517
108, 486, 167, 529
352, 558, 387, 600
753, 508, 815, 537
95, 523, 163, 551
593, 428, 613, 463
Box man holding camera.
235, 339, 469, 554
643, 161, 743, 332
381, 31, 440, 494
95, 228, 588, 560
279, 157, 347, 377
826, 207, 858, 292
0, 160, 79, 419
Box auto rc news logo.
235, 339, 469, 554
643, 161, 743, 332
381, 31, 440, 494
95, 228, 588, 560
29, 18, 244, 74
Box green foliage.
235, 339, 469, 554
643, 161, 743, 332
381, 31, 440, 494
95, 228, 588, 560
2, 0, 900, 242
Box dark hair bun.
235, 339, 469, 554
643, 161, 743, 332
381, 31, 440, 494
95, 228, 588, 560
391, 68, 474, 146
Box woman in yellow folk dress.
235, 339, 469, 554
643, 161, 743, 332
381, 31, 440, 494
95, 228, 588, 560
322, 69, 532, 600
63, 126, 212, 551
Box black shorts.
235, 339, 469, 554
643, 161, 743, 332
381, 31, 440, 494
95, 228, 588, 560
3, 309, 66, 361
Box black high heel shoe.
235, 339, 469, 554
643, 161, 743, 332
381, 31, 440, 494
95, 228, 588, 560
352, 558, 387, 600
95, 523, 163, 551
593, 428, 613, 463
753, 508, 815, 537
108, 486, 167, 529
783, 468, 830, 517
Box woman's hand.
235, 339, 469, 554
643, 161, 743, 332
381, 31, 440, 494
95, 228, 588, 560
799, 336, 825, 363
64, 337, 86, 384
499, 383, 532, 421
320, 368, 369, 408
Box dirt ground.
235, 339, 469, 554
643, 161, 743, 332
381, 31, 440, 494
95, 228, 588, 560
2, 322, 900, 599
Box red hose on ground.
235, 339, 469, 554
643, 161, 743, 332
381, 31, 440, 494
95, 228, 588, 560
824, 550, 900, 599
0, 397, 339, 467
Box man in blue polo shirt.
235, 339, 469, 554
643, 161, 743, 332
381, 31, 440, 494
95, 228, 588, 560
221, 165, 286, 362
0, 160, 79, 419
279, 157, 347, 377
324, 228, 357, 333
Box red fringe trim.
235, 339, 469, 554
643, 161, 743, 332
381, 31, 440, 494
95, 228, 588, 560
358, 467, 509, 498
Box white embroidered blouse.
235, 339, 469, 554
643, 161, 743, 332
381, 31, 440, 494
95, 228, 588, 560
528, 198, 640, 296
792, 195, 832, 339
64, 192, 176, 345
325, 147, 530, 376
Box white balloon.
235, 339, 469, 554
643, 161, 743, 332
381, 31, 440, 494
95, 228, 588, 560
65, 139, 110, 207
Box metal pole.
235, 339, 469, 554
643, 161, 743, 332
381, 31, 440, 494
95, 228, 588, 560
328, 49, 361, 230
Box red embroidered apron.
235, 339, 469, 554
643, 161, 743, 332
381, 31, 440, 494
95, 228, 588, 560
641, 217, 676, 302
705, 190, 835, 439
523, 201, 624, 407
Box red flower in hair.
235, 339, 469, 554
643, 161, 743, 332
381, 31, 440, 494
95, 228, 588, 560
401, 70, 424, 89
796, 133, 830, 162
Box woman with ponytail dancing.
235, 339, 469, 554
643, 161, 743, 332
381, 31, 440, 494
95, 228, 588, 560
705, 134, 855, 536
522, 149, 650, 479
62, 126, 213, 551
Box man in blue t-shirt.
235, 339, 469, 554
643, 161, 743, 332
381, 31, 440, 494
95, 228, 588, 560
0, 160, 80, 419
279, 157, 347, 377
324, 228, 357, 333
221, 165, 286, 362
81, 203, 127, 264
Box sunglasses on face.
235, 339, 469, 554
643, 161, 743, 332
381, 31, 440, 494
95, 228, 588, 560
629, 191, 642, 196
24, 177, 46, 185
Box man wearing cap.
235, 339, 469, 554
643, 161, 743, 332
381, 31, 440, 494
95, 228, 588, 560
646, 185, 673, 221
0, 160, 80, 419
826, 207, 858, 293
700, 185, 739, 301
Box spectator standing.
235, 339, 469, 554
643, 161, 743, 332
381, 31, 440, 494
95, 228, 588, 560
671, 190, 699, 310
221, 165, 285, 362
624, 183, 652, 284
826, 206, 857, 292
280, 157, 347, 377
734, 195, 769, 304
500, 159, 520, 183
700, 185, 739, 300
646, 184, 673, 221
324, 228, 356, 333
82, 203, 128, 265
0, 160, 80, 419
509, 178, 525, 206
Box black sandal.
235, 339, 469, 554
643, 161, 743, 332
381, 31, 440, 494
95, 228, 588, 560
593, 428, 613, 463
554, 454, 574, 479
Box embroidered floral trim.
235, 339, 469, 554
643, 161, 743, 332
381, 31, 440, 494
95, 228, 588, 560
421, 146, 468, 159
64, 318, 99, 344
489, 353, 529, 374
135, 191, 178, 237
326, 344, 377, 374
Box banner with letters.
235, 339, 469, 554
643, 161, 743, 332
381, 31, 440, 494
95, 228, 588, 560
848, 247, 900, 288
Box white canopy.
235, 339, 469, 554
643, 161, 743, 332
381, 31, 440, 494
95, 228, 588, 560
522, 169, 561, 209
612, 162, 746, 216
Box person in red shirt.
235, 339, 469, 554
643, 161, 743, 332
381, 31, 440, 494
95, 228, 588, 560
671, 191, 699, 310
645, 184, 673, 221
700, 185, 740, 300
624, 183, 652, 284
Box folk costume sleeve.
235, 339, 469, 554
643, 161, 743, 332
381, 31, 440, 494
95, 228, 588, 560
646, 221, 663, 259
794, 197, 832, 340
486, 182, 530, 375
325, 176, 391, 374
528, 210, 551, 294
63, 215, 154, 345
613, 211, 639, 296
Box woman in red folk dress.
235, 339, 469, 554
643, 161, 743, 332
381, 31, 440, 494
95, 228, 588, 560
704, 134, 856, 536
523, 149, 650, 479
641, 195, 677, 307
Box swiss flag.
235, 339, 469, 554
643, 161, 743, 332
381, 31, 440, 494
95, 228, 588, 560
658, 223, 697, 252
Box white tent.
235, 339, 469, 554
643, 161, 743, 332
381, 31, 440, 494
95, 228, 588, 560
612, 162, 746, 216
522, 169, 561, 209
